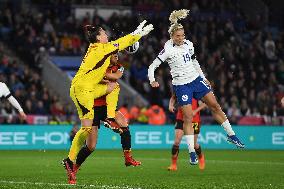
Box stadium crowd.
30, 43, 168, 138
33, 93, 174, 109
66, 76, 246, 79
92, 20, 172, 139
0, 0, 283, 125
0, 43, 76, 124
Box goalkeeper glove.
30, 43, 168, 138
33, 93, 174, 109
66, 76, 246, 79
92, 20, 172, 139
132, 20, 154, 36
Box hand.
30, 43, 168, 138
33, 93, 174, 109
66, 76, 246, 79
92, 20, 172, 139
100, 77, 110, 84
150, 81, 159, 88
140, 24, 154, 36
192, 110, 197, 116
132, 20, 154, 36
19, 111, 27, 120
281, 97, 284, 107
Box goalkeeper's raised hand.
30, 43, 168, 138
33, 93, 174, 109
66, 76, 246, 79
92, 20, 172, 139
132, 20, 154, 37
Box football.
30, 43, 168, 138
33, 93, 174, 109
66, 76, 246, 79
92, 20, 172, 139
125, 41, 139, 54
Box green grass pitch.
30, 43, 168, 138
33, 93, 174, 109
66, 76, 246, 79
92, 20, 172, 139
0, 150, 284, 189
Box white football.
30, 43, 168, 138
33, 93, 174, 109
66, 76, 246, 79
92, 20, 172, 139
125, 42, 139, 54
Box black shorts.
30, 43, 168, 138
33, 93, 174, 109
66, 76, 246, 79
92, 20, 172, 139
175, 120, 201, 134
92, 106, 107, 128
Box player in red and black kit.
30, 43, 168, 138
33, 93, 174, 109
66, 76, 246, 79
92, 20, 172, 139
168, 95, 207, 171
73, 54, 141, 175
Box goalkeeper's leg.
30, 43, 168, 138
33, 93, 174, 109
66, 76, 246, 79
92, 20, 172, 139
105, 84, 122, 133
75, 127, 98, 168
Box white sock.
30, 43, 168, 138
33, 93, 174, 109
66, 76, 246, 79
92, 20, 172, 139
221, 119, 235, 136
184, 135, 195, 153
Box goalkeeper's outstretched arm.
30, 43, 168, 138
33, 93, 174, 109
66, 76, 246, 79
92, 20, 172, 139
105, 20, 154, 54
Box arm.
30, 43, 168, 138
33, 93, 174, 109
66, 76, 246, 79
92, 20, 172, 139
168, 95, 177, 113
105, 70, 123, 81
192, 58, 206, 80
148, 58, 163, 87
103, 20, 153, 54
148, 48, 169, 87
7, 96, 27, 120
192, 101, 207, 116
104, 34, 141, 54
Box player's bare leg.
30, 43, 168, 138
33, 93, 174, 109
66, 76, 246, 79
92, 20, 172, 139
168, 129, 183, 171
202, 92, 244, 148
194, 134, 205, 170
112, 111, 141, 166
180, 105, 198, 164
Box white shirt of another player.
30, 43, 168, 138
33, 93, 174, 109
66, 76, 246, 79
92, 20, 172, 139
0, 82, 11, 98
148, 39, 205, 85
0, 82, 24, 113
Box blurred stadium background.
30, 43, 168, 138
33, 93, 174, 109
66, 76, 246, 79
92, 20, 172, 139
0, 0, 284, 188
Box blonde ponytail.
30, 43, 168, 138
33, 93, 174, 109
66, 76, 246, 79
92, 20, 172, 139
168, 9, 190, 35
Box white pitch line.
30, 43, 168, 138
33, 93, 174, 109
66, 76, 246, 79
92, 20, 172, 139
0, 180, 142, 189
94, 157, 284, 166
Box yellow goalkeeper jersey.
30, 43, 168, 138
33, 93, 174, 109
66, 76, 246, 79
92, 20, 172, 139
71, 34, 141, 88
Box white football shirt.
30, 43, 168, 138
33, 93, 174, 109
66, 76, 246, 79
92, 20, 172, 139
0, 82, 11, 98
148, 39, 205, 85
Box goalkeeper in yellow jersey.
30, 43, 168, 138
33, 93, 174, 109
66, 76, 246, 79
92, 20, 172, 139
62, 20, 153, 185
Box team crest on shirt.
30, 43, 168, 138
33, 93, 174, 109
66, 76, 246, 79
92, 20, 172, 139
182, 95, 188, 101
159, 49, 165, 55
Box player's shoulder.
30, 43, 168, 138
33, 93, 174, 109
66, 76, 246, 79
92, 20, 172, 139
158, 39, 173, 55
184, 40, 193, 47
0, 82, 7, 88
164, 39, 174, 49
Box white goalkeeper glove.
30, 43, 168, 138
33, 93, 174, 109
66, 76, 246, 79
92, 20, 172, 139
132, 20, 154, 36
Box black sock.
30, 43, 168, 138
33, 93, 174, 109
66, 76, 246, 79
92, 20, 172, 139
120, 127, 131, 150
172, 145, 179, 156
76, 146, 93, 166
66, 157, 74, 167
195, 146, 202, 157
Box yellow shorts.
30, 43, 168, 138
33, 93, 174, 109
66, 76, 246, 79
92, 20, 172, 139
70, 83, 107, 120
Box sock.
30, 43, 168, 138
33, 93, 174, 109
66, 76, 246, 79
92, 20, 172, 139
106, 85, 120, 118
76, 145, 93, 166
184, 135, 195, 153
120, 127, 131, 150
195, 145, 202, 157
171, 145, 179, 165
68, 127, 92, 162
221, 119, 235, 136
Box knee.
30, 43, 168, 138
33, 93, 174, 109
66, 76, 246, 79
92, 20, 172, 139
174, 140, 181, 146
210, 102, 221, 112
194, 143, 200, 149
86, 142, 96, 151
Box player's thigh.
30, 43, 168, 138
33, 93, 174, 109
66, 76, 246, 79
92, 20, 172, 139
201, 91, 220, 110
93, 83, 108, 99
192, 77, 211, 101
115, 111, 128, 127
172, 84, 193, 106
70, 85, 95, 120
180, 104, 193, 121
93, 106, 107, 127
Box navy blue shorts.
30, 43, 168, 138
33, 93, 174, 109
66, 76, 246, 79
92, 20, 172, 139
173, 76, 211, 106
